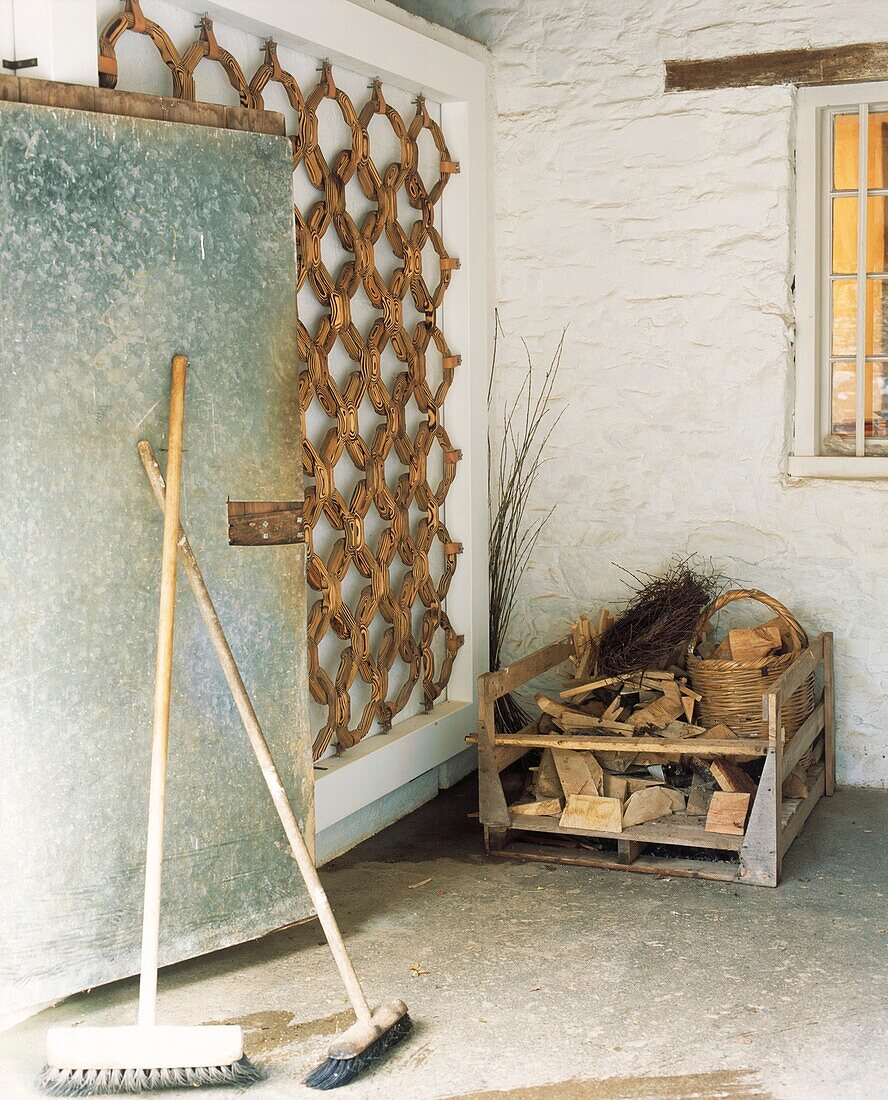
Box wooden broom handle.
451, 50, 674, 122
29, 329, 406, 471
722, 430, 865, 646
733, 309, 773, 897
136, 440, 374, 1028
138, 355, 187, 1027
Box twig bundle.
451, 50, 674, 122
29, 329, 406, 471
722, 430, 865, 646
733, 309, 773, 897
597, 559, 723, 678
488, 315, 565, 733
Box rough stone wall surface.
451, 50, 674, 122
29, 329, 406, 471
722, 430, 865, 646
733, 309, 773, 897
392, 0, 888, 787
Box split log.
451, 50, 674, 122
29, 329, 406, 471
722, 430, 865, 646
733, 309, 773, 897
627, 695, 684, 731
602, 697, 628, 722
706, 722, 757, 763
595, 718, 637, 734
622, 786, 675, 827
782, 767, 810, 799
710, 757, 757, 795
586, 753, 605, 795
560, 794, 623, 832
759, 615, 796, 651
660, 787, 687, 811
705, 791, 751, 835
561, 715, 633, 733
535, 693, 607, 725
660, 720, 706, 739
570, 615, 597, 680
595, 749, 639, 772
559, 676, 622, 699
551, 749, 602, 796
511, 798, 563, 817
603, 773, 629, 802
686, 775, 714, 816
658, 680, 682, 703
534, 749, 563, 799
625, 776, 661, 794
727, 624, 781, 661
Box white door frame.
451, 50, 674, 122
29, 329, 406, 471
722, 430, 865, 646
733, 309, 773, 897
18, 0, 491, 836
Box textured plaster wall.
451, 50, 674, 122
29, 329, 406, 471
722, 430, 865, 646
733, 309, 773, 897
392, 0, 888, 788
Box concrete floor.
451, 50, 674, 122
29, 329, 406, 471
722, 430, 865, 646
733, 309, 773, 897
1, 777, 886, 1100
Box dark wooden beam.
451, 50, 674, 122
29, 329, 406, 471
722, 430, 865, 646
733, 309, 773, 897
665, 41, 888, 93
0, 73, 285, 135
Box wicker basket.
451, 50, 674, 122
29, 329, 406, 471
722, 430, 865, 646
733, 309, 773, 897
686, 589, 816, 740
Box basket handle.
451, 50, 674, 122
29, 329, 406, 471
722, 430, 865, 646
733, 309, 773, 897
691, 588, 808, 653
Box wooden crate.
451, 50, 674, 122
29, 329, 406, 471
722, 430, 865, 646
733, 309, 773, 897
471, 633, 835, 886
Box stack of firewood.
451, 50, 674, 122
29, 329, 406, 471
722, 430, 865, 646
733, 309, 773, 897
509, 613, 761, 837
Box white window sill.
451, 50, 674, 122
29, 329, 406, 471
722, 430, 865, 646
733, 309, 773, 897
788, 456, 888, 479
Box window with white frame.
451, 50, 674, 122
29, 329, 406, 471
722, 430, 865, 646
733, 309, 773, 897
793, 83, 888, 476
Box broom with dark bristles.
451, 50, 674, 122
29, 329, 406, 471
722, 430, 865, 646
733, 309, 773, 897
39, 356, 263, 1096
135, 440, 411, 1091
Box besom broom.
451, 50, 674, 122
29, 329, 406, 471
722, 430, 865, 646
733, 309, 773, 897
133, 439, 411, 1090
39, 356, 262, 1095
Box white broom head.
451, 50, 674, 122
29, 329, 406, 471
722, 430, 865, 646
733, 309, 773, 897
45, 1025, 244, 1071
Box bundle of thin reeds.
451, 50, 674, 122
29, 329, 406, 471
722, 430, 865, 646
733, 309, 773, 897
488, 317, 564, 733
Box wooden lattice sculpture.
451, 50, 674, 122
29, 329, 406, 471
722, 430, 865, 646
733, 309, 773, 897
99, 8, 465, 757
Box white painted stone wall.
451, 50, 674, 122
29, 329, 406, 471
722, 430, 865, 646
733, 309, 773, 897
391, 0, 888, 787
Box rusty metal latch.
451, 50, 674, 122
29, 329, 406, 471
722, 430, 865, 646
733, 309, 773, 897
227, 500, 305, 545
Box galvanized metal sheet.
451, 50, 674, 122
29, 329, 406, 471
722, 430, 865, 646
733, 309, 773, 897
0, 100, 312, 1015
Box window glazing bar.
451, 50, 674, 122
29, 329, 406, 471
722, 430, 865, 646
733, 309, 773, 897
856, 102, 868, 456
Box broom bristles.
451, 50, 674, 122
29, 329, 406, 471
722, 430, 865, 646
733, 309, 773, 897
304, 1012, 413, 1091
37, 1055, 264, 1096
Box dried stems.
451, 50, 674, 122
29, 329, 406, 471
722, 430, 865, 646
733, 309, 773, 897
488, 315, 565, 732
596, 558, 724, 677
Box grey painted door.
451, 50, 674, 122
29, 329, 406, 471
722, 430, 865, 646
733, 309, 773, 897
0, 100, 313, 1016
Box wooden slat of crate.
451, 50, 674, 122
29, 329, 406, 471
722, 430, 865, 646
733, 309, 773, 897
482, 638, 574, 699
782, 701, 825, 776
469, 731, 766, 757
508, 810, 743, 852
779, 763, 825, 859
490, 841, 742, 884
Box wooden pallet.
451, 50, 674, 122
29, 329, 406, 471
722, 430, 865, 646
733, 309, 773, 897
472, 633, 835, 886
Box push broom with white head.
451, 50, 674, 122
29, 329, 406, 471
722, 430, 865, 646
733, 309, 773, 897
39, 355, 261, 1096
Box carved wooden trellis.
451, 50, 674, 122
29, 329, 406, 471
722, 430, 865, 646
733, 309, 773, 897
99, 2, 465, 758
